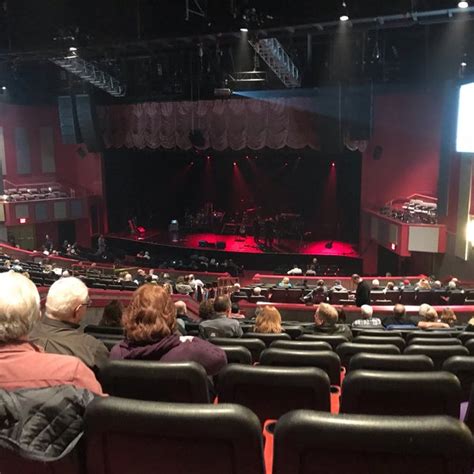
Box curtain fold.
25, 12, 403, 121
99, 97, 319, 150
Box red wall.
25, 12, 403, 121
361, 93, 442, 210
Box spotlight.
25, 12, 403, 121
461, 61, 468, 67
331, 162, 336, 167
458, 1, 469, 8
1, 86, 6, 91
240, 27, 249, 32
69, 46, 78, 52
190, 161, 194, 165
340, 1, 349, 21
233, 162, 237, 166
206, 155, 211, 159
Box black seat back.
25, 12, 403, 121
409, 337, 462, 346
442, 355, 474, 401
354, 335, 405, 351
209, 337, 265, 363
219, 345, 252, 364
404, 345, 469, 370
84, 325, 124, 336
272, 410, 474, 474
270, 340, 332, 352
355, 329, 403, 338
406, 331, 456, 342
217, 364, 330, 424
99, 360, 210, 403
282, 325, 304, 339
259, 348, 341, 385
85, 397, 265, 474
336, 343, 400, 368
463, 339, 474, 355
349, 353, 434, 372
298, 334, 348, 350
341, 370, 461, 417
243, 332, 291, 347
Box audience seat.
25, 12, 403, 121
259, 348, 341, 386
272, 410, 474, 474
458, 332, 474, 345
353, 335, 406, 351
348, 353, 434, 372
328, 291, 349, 305
98, 360, 210, 403
442, 356, 474, 402
399, 290, 416, 305
408, 337, 462, 346
298, 334, 348, 350
354, 329, 403, 338
208, 337, 265, 363
243, 332, 291, 347
449, 291, 466, 305
219, 345, 252, 364
404, 345, 469, 370
336, 342, 401, 368
85, 397, 265, 474
270, 340, 332, 352
84, 325, 124, 336
0, 449, 81, 474
415, 290, 433, 305
340, 370, 461, 417
463, 339, 474, 355
217, 364, 330, 425
406, 331, 456, 342
282, 325, 304, 339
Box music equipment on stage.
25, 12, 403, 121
216, 241, 226, 250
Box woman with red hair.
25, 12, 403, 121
110, 284, 227, 375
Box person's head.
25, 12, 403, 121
316, 279, 325, 287
123, 284, 176, 343
137, 269, 146, 277
174, 300, 187, 317
372, 279, 380, 287
441, 307, 457, 326
419, 303, 431, 318
254, 306, 282, 334
386, 281, 395, 290
282, 277, 290, 285
231, 303, 240, 314
393, 304, 406, 320
176, 276, 185, 284
314, 302, 338, 327
448, 281, 457, 290
334, 280, 341, 286
163, 282, 173, 294
403, 279, 410, 286
198, 299, 214, 320
213, 296, 231, 316
418, 279, 431, 290
100, 299, 124, 327
0, 272, 40, 343
337, 307, 347, 323
360, 304, 374, 319
124, 273, 133, 282
293, 264, 298, 269
61, 270, 70, 278
424, 306, 438, 322
45, 277, 90, 324
233, 283, 241, 292
432, 280, 442, 289
253, 286, 262, 295
351, 274, 361, 284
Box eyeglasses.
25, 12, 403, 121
79, 299, 92, 308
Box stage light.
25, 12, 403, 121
240, 27, 249, 32
1, 86, 6, 91
331, 162, 336, 167
340, 14, 349, 21
461, 61, 468, 67
340, 1, 349, 21
19, 218, 26, 224
206, 155, 211, 159
190, 161, 194, 165
458, 1, 469, 8
233, 161, 237, 166
69, 46, 78, 52
390, 243, 396, 251
467, 218, 474, 245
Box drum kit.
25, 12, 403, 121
381, 199, 438, 224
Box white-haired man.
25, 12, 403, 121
0, 272, 102, 394
352, 304, 382, 327
307, 302, 353, 340
30, 277, 109, 370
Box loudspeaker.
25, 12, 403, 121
216, 241, 226, 250
75, 94, 103, 152
58, 96, 81, 144
198, 240, 208, 248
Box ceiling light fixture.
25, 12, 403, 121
340, 1, 350, 21
458, 1, 469, 8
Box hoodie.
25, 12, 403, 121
110, 334, 227, 376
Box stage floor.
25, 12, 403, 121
108, 230, 359, 257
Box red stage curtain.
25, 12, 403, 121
98, 98, 320, 150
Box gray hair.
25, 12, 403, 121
0, 272, 40, 342
45, 277, 89, 322
360, 304, 374, 318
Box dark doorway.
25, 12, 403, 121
58, 221, 76, 246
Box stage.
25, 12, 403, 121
106, 230, 362, 272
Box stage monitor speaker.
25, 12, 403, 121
75, 94, 104, 152
199, 240, 208, 248
216, 241, 226, 250
58, 96, 81, 145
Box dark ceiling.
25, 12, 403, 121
0, 0, 473, 103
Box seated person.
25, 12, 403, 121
371, 279, 382, 291
30, 277, 109, 371
111, 285, 227, 376
287, 264, 303, 275
0, 272, 103, 394
440, 307, 457, 328
199, 296, 243, 339
99, 299, 123, 327
175, 276, 193, 295
305, 265, 317, 276
329, 280, 346, 292
417, 305, 449, 329
382, 304, 416, 328
306, 302, 353, 341
253, 306, 283, 333
278, 277, 292, 288
249, 286, 267, 302
352, 304, 382, 327
175, 300, 194, 323
383, 281, 397, 293
231, 283, 248, 301
198, 299, 214, 321
230, 302, 246, 319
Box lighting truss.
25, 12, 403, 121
228, 70, 267, 83
249, 38, 300, 88
50, 56, 126, 97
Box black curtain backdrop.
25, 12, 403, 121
104, 148, 361, 243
